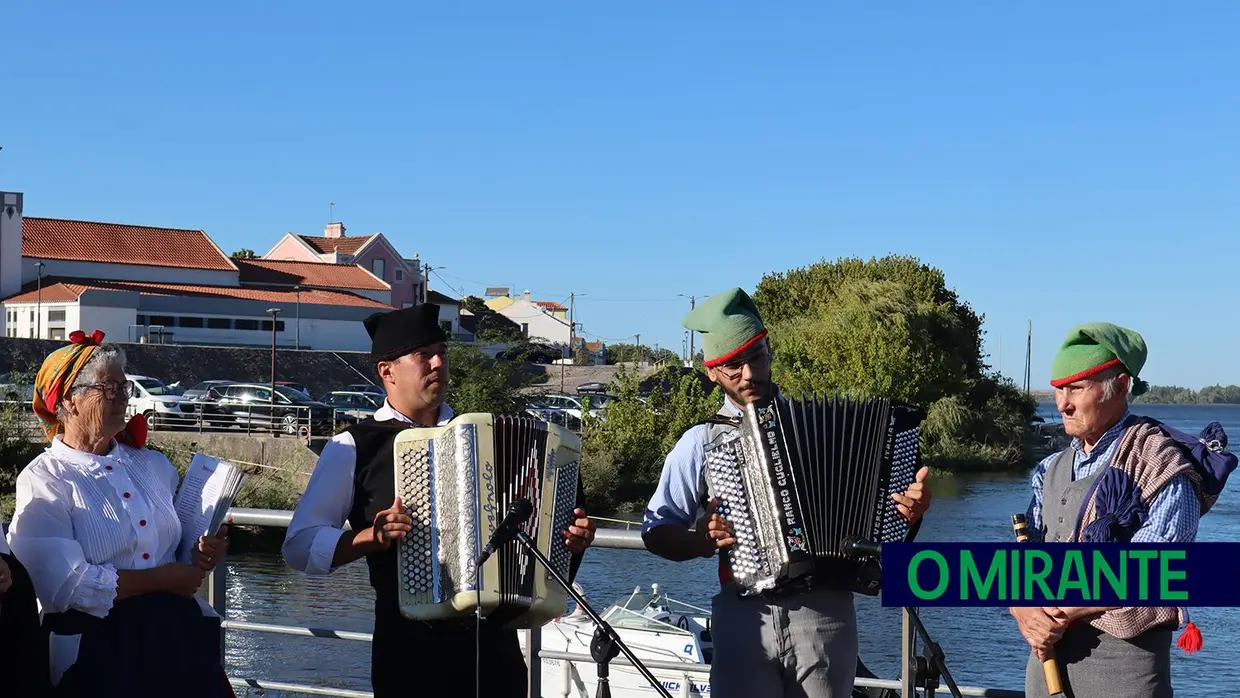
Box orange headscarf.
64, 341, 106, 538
32, 329, 147, 448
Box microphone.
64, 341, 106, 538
476, 498, 534, 566
843, 535, 882, 560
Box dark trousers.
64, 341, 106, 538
371, 599, 528, 698
1, 552, 52, 698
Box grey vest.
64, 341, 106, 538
1024, 448, 1173, 698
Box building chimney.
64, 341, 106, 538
524, 289, 531, 302
325, 222, 346, 238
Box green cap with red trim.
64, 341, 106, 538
682, 287, 768, 368
1050, 322, 1149, 396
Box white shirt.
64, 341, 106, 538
5, 437, 189, 684
282, 400, 455, 575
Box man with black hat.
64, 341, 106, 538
641, 287, 933, 698
283, 303, 598, 697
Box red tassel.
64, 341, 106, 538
1177, 622, 1203, 654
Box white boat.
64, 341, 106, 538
520, 583, 714, 697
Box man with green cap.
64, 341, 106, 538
1014, 322, 1212, 698
641, 286, 932, 698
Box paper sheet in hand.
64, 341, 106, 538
174, 453, 246, 564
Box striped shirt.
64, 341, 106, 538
1025, 410, 1201, 543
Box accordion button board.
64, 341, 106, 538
393, 413, 582, 629
703, 395, 925, 596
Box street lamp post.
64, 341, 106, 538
34, 261, 45, 339
293, 285, 301, 350
267, 308, 282, 405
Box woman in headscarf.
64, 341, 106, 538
0, 525, 51, 696
6, 330, 233, 697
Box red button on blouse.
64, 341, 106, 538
123, 492, 131, 499
140, 520, 147, 527
142, 553, 150, 560
105, 465, 112, 471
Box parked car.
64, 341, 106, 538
196, 383, 343, 435
525, 406, 583, 431
321, 391, 383, 420
124, 374, 189, 429
530, 393, 610, 421
179, 380, 234, 413
276, 381, 312, 398
343, 383, 384, 396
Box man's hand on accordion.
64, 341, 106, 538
695, 498, 735, 558
563, 508, 597, 554
891, 466, 933, 524
371, 496, 414, 548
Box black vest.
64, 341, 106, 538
346, 418, 417, 602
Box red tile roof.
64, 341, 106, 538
2, 278, 391, 309
297, 234, 374, 256
535, 301, 567, 312
235, 259, 389, 291
22, 217, 236, 271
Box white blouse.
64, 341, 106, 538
6, 437, 185, 617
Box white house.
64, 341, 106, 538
495, 297, 572, 346
0, 192, 397, 351
426, 290, 474, 343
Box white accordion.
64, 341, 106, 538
393, 413, 582, 629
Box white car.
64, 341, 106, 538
124, 374, 189, 429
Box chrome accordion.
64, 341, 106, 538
703, 395, 924, 595
393, 413, 582, 628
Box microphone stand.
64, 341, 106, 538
845, 540, 963, 698
514, 530, 675, 698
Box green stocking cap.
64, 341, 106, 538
1050, 322, 1149, 396
682, 287, 767, 367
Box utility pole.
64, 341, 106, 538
688, 295, 695, 361
422, 264, 431, 304
561, 291, 575, 393
1024, 319, 1032, 396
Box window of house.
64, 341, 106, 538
207, 318, 231, 329
235, 319, 259, 331
49, 328, 65, 340
48, 309, 66, 323
372, 258, 386, 279
137, 315, 147, 325
395, 269, 405, 281
260, 320, 286, 332
178, 317, 205, 328
150, 315, 175, 327
521, 323, 529, 336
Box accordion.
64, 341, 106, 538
703, 395, 924, 596
393, 413, 582, 629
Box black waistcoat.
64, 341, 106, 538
346, 418, 416, 603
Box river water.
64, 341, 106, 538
218, 403, 1240, 697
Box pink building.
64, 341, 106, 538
264, 222, 424, 309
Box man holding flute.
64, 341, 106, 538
1013, 322, 1213, 698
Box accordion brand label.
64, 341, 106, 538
755, 403, 807, 555
480, 464, 498, 534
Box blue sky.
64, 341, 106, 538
4, 2, 1240, 390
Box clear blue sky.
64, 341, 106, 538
5, 2, 1239, 390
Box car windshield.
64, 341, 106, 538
275, 386, 313, 402
579, 394, 612, 408
138, 378, 173, 396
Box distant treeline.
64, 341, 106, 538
1133, 384, 1240, 404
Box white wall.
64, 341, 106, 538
133, 313, 370, 352
22, 259, 238, 287
497, 299, 571, 345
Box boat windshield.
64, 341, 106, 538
599, 589, 705, 634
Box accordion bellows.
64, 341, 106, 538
394, 413, 582, 629
704, 395, 925, 595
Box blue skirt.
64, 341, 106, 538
45, 592, 229, 698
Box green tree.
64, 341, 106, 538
579, 365, 721, 514
460, 296, 526, 344
445, 344, 535, 414
231, 248, 257, 259
753, 255, 1035, 472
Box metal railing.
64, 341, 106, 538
214, 508, 1025, 698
